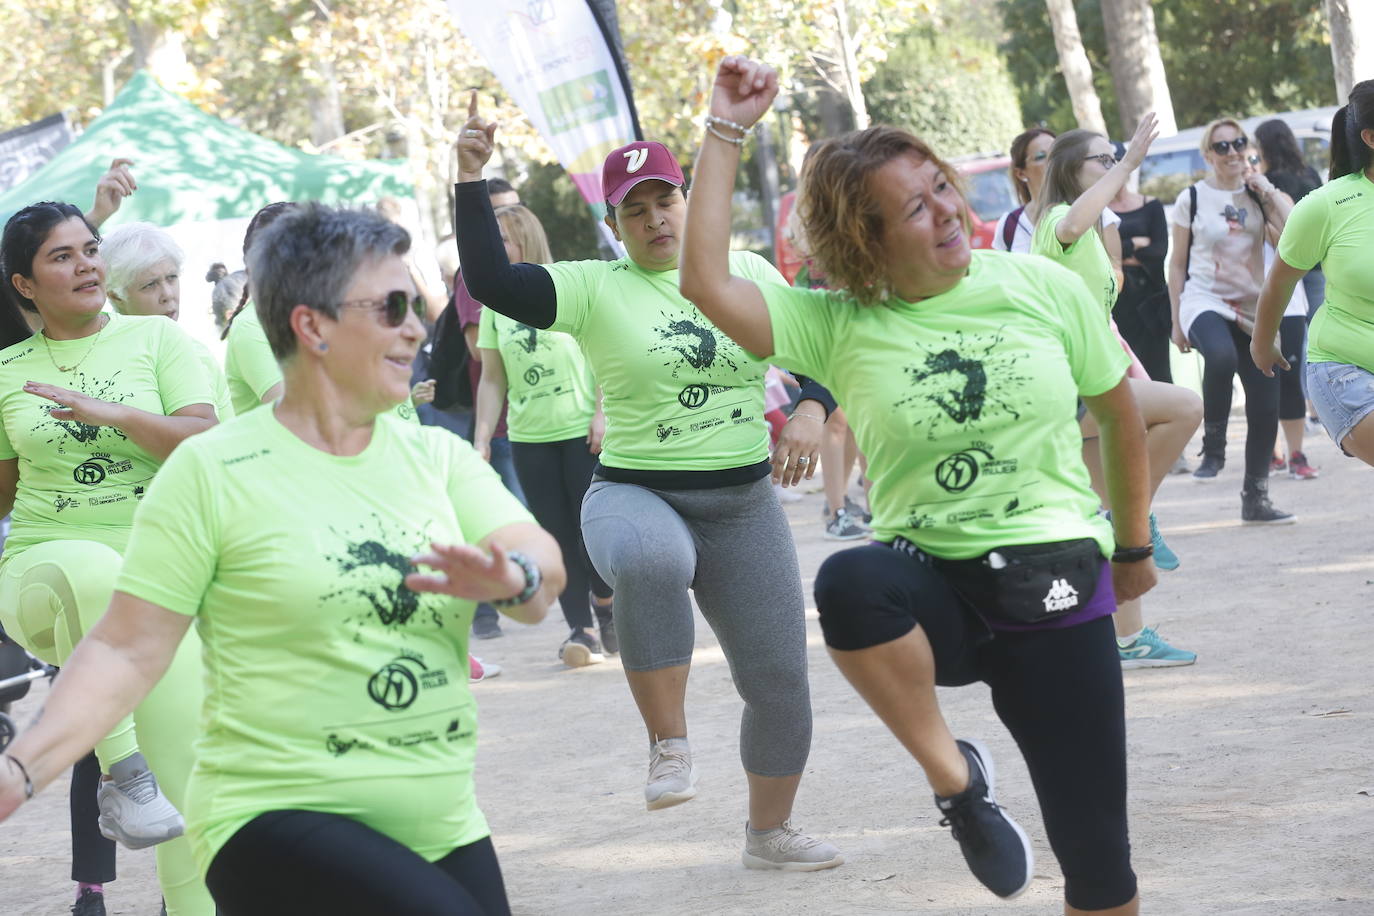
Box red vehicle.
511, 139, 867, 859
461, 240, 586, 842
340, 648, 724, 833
773, 154, 1018, 283
952, 153, 1016, 250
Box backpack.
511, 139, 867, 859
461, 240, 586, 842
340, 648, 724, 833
1001, 205, 1025, 250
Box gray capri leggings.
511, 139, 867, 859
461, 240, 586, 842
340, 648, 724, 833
581, 475, 812, 777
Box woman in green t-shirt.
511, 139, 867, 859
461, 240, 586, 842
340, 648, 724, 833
0, 204, 565, 915
1028, 125, 1204, 668
0, 201, 221, 914
454, 93, 841, 871
682, 55, 1159, 914
473, 204, 614, 667
1253, 80, 1374, 468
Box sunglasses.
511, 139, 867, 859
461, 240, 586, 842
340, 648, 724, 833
336, 290, 425, 327
1082, 153, 1119, 169
1210, 137, 1249, 155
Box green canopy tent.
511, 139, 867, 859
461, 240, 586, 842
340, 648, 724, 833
0, 71, 416, 350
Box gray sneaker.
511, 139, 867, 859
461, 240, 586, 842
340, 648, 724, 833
823, 508, 868, 541
742, 820, 844, 871
97, 767, 184, 850
645, 737, 697, 810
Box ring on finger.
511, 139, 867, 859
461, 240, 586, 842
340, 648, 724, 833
796, 456, 810, 465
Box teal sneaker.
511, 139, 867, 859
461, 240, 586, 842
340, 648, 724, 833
1118, 627, 1197, 669
1149, 513, 1179, 571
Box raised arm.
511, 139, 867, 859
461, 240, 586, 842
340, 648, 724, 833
84, 159, 137, 229
451, 92, 557, 328
0, 594, 192, 817
679, 56, 780, 359
1050, 114, 1159, 246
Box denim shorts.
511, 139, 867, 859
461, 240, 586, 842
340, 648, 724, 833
1306, 360, 1374, 452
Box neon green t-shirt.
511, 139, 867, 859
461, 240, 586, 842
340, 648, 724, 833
1276, 171, 1374, 370
761, 250, 1128, 560
0, 312, 215, 557
190, 337, 234, 421
224, 301, 419, 423
1030, 203, 1119, 315
544, 251, 783, 471
477, 307, 595, 443
116, 406, 533, 869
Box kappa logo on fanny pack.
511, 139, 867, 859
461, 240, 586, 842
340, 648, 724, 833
1042, 578, 1079, 613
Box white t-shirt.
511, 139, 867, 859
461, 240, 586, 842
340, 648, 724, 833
1172, 180, 1267, 335
1264, 244, 1308, 318
994, 206, 1121, 254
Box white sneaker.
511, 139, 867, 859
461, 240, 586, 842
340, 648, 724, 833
645, 737, 697, 810
97, 769, 184, 849
742, 820, 844, 871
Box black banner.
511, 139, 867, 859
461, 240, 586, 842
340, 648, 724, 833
0, 113, 74, 192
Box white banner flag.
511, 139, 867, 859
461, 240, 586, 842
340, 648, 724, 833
445, 0, 641, 214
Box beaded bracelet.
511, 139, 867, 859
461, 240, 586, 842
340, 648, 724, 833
1111, 544, 1154, 564
705, 115, 749, 146
5, 755, 34, 800
492, 550, 543, 608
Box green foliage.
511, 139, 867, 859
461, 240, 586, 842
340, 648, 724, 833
516, 161, 606, 263
998, 0, 1335, 136
864, 20, 1026, 157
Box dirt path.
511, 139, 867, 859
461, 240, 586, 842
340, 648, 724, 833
3, 421, 1371, 915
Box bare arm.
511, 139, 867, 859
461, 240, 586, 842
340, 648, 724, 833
1167, 222, 1192, 352
1250, 255, 1307, 376
1049, 114, 1160, 246
473, 347, 507, 460
21, 383, 216, 462
406, 521, 565, 626
259, 382, 284, 406
1081, 378, 1157, 602
0, 594, 192, 816
84, 159, 137, 229
1102, 222, 1125, 293
678, 56, 779, 359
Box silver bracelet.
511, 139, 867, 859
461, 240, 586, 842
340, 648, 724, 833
6, 755, 34, 800
705, 114, 750, 135
705, 123, 746, 146
491, 550, 542, 608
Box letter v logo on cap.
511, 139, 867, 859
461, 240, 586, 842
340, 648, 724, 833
624, 148, 649, 173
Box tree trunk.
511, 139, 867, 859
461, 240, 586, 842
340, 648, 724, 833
306, 5, 346, 147
833, 0, 870, 129
1044, 0, 1107, 134
1324, 0, 1373, 102
1100, 0, 1178, 137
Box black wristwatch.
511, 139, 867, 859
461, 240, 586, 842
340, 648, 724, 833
491, 551, 542, 607
1111, 544, 1154, 564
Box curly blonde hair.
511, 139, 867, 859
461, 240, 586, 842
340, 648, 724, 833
798, 127, 969, 306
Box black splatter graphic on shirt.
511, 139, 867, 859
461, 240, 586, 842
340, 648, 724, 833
895, 329, 1033, 441
30, 371, 132, 455
512, 322, 546, 355
322, 516, 450, 633
648, 312, 741, 378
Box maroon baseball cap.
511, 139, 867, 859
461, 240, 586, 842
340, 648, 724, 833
601, 141, 685, 207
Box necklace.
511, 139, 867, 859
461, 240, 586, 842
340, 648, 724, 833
41, 314, 108, 374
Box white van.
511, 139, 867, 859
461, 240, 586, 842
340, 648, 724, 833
1137, 106, 1339, 207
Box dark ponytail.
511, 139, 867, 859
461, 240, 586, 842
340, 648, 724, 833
221, 201, 295, 340
1, 201, 97, 349
1330, 79, 1374, 181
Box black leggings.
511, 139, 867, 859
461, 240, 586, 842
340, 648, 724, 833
510, 438, 611, 630
814, 543, 1135, 911
206, 810, 510, 916
1277, 315, 1308, 422
70, 750, 115, 884
1188, 310, 1279, 477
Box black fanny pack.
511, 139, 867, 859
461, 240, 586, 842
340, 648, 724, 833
892, 536, 1103, 625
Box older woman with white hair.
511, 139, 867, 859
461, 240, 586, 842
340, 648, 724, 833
0, 203, 564, 916
102, 221, 234, 420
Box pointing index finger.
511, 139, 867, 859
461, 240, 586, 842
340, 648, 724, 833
468, 89, 478, 119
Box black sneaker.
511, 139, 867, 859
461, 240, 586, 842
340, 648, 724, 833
471, 611, 504, 640
594, 600, 618, 655
559, 629, 604, 668
935, 739, 1034, 899
71, 888, 106, 916
1192, 452, 1224, 482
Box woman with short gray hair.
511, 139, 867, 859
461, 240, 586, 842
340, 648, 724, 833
102, 221, 234, 420
0, 203, 565, 915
